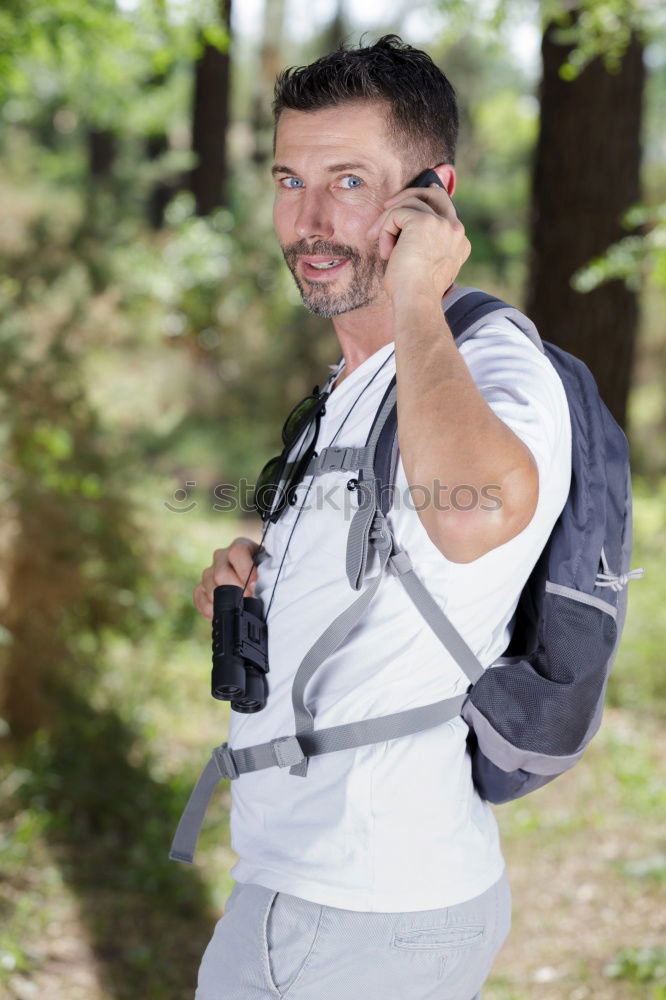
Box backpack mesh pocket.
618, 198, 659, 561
470, 588, 617, 757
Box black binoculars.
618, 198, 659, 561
211, 585, 269, 713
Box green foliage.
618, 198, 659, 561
541, 0, 655, 77
441, 0, 664, 79
0, 0, 226, 147
0, 703, 216, 997
604, 947, 666, 987
572, 202, 666, 293
1, 0, 138, 113
201, 21, 230, 54
0, 153, 175, 745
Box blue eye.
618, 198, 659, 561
281, 177, 304, 189
340, 175, 362, 189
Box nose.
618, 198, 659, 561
294, 191, 334, 242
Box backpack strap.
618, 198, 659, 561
170, 685, 467, 863
346, 382, 398, 590
388, 550, 485, 685
443, 286, 545, 353
283, 445, 373, 479
289, 509, 394, 776
169, 511, 470, 864
169, 510, 490, 864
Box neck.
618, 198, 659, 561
331, 291, 394, 384
330, 283, 457, 386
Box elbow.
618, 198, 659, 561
425, 457, 540, 564
428, 508, 509, 564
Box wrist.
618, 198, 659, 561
390, 282, 444, 320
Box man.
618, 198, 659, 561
192, 35, 571, 1000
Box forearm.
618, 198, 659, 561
391, 289, 538, 560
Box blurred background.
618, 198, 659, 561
0, 1, 664, 998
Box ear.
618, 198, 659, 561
433, 164, 456, 197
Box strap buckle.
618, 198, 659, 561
213, 742, 239, 780
321, 447, 347, 472
270, 735, 306, 769
369, 510, 391, 547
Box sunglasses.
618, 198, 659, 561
254, 385, 331, 523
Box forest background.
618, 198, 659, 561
0, 1, 665, 998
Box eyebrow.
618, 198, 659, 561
271, 161, 376, 177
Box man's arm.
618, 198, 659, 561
368, 184, 538, 564
391, 290, 539, 564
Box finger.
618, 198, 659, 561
199, 565, 249, 618
368, 199, 443, 246
193, 582, 214, 621
209, 562, 247, 591
383, 184, 451, 209
383, 185, 456, 224
367, 196, 437, 242
226, 538, 260, 590
379, 227, 397, 262
203, 560, 242, 604
372, 206, 428, 259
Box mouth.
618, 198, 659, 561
300, 257, 349, 280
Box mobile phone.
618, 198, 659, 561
407, 168, 445, 189
405, 167, 459, 219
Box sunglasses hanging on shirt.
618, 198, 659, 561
253, 373, 341, 523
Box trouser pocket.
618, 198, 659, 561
390, 872, 512, 993
264, 891, 323, 997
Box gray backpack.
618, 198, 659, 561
170, 286, 644, 864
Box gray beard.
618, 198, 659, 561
281, 240, 387, 318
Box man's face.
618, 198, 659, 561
272, 101, 409, 319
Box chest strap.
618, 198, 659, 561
169, 687, 467, 863
305, 445, 373, 476
169, 523, 489, 864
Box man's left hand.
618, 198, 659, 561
366, 184, 471, 301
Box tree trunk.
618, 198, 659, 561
146, 132, 179, 229
1, 498, 84, 740
525, 21, 645, 430
87, 129, 116, 178
190, 0, 232, 215
145, 69, 184, 229
250, 0, 286, 167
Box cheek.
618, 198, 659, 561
273, 194, 310, 243
337, 195, 384, 247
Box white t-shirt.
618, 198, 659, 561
228, 314, 572, 912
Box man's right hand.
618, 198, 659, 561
193, 537, 262, 621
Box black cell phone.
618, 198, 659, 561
406, 167, 445, 189
405, 167, 459, 219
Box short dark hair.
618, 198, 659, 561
272, 34, 459, 173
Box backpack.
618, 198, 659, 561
170, 286, 644, 864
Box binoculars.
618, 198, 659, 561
211, 585, 269, 713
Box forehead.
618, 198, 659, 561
274, 101, 402, 170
